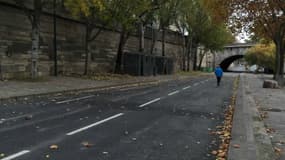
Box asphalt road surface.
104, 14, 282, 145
0, 75, 236, 160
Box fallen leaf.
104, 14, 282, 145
233, 144, 240, 148
274, 147, 282, 153
211, 150, 218, 155
223, 132, 230, 137
217, 151, 226, 158
0, 153, 5, 157
82, 141, 93, 148
49, 145, 59, 150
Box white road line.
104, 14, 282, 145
2, 150, 30, 160
183, 86, 191, 90
168, 90, 180, 96
66, 113, 124, 136
56, 95, 95, 104
139, 98, 161, 108
193, 83, 199, 86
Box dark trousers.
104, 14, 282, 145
216, 76, 222, 86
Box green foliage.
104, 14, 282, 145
103, 0, 152, 32
201, 24, 234, 51
156, 0, 181, 29
176, 0, 233, 51
64, 0, 106, 25
245, 43, 276, 71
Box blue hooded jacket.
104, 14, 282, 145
215, 67, 223, 77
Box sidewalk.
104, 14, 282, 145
0, 74, 208, 101
228, 73, 285, 160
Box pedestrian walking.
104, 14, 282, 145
214, 65, 223, 86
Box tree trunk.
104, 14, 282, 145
31, 23, 39, 79
274, 39, 283, 85
278, 40, 284, 85
115, 30, 128, 74
186, 37, 193, 71
212, 52, 216, 70
150, 27, 157, 55
84, 26, 91, 75
53, 0, 57, 76
139, 22, 145, 53
30, 0, 41, 79
162, 28, 166, 57
182, 35, 186, 71
192, 44, 198, 71
198, 50, 206, 70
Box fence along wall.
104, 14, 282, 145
0, 2, 184, 79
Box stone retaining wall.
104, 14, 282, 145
0, 2, 184, 79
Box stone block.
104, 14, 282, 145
263, 80, 279, 89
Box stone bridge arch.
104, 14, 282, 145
214, 43, 254, 71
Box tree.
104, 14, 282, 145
65, 0, 107, 75
177, 0, 202, 71
14, 0, 49, 78
174, 0, 194, 71
245, 43, 276, 72
222, 0, 285, 85
179, 0, 232, 71
156, 0, 181, 56
198, 24, 234, 70
102, 0, 152, 73
137, 0, 160, 53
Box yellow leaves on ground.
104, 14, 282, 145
211, 77, 240, 160
274, 147, 282, 155
49, 145, 59, 150
233, 144, 240, 148
81, 141, 94, 148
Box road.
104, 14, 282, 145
0, 75, 236, 160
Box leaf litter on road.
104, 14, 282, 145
49, 145, 59, 150
81, 141, 94, 148
211, 77, 239, 160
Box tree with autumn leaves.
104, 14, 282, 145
245, 42, 276, 72
175, 0, 233, 71
13, 0, 49, 79
65, 0, 154, 74
13, 0, 235, 76
219, 0, 285, 85
64, 0, 233, 74
65, 0, 107, 75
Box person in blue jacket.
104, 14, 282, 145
214, 65, 223, 86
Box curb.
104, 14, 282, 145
0, 79, 159, 102
0, 74, 209, 102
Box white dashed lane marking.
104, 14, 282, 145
183, 86, 191, 90
56, 95, 95, 104
66, 113, 124, 136
1, 150, 30, 160
139, 98, 161, 108
168, 90, 180, 96
193, 83, 199, 86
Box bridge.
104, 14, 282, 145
214, 43, 255, 71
